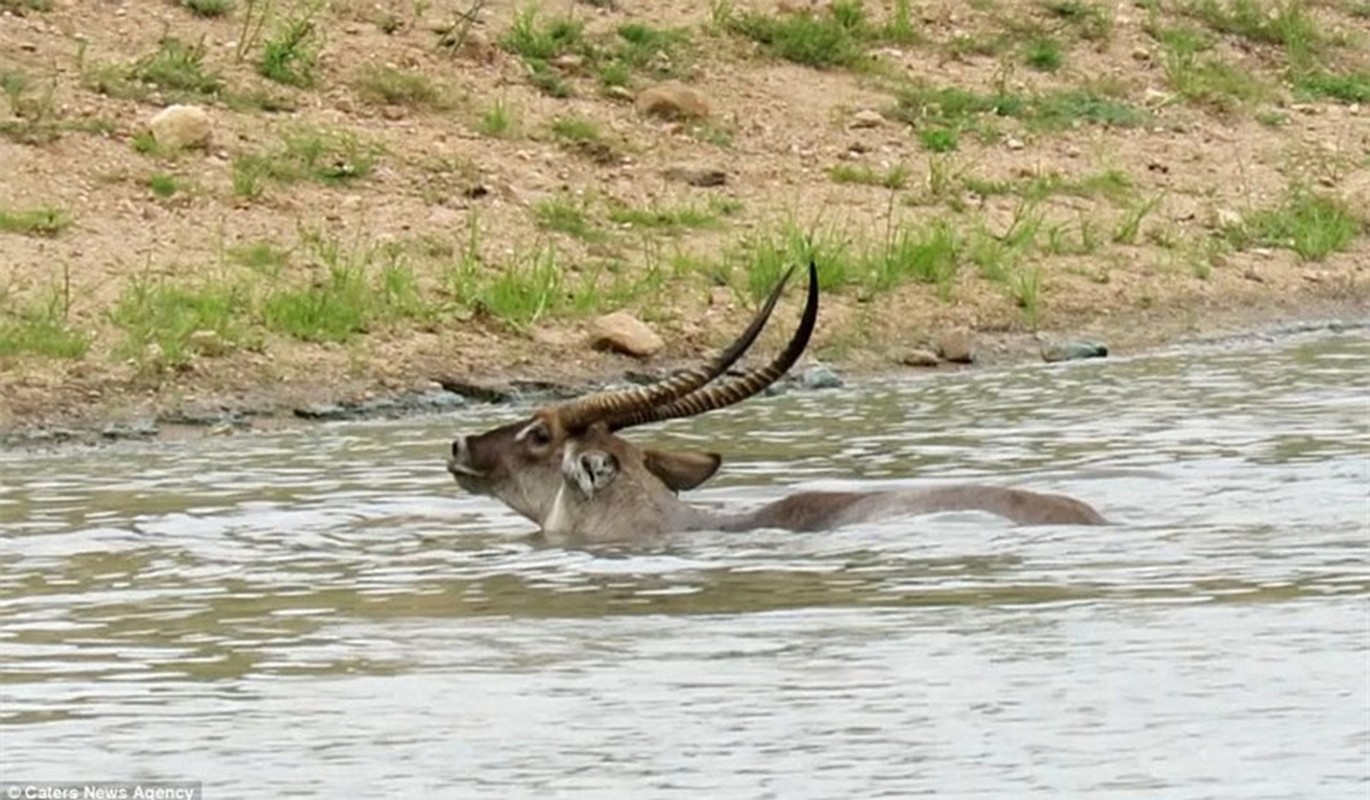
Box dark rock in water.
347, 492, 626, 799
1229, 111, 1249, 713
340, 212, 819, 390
293, 403, 352, 421
158, 408, 251, 428
410, 389, 467, 412
901, 349, 940, 368
437, 378, 579, 405
18, 428, 79, 445
100, 420, 159, 440
762, 382, 789, 398
1041, 341, 1109, 362
508, 380, 581, 400
436, 378, 515, 404
936, 331, 975, 364
293, 397, 399, 421
797, 363, 844, 390
296, 389, 467, 421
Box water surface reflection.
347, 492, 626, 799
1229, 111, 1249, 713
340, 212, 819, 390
2, 332, 1367, 798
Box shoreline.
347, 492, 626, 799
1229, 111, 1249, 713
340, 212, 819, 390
5, 293, 1366, 451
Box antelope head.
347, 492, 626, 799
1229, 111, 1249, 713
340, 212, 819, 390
447, 261, 819, 530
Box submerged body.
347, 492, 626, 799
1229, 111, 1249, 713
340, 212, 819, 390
448, 262, 1106, 545
541, 425, 1107, 543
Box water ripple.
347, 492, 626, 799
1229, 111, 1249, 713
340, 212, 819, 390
1, 331, 1368, 798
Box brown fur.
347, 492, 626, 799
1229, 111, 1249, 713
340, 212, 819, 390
533, 426, 1107, 543
447, 262, 1104, 543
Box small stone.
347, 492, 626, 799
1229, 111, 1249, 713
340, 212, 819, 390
936, 331, 975, 364
662, 166, 727, 187
1006, 137, 1025, 150
145, 342, 167, 369
148, 104, 212, 150
901, 349, 940, 368
1041, 340, 1109, 363
1214, 208, 1242, 229
1143, 88, 1172, 105
187, 329, 229, 356
450, 29, 496, 63
590, 312, 664, 358
1131, 45, 1151, 61
798, 363, 844, 390
551, 53, 584, 71
850, 109, 883, 128
636, 81, 710, 121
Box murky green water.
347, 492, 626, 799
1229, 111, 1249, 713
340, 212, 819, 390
2, 332, 1367, 798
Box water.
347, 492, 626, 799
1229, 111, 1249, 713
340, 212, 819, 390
1, 332, 1367, 798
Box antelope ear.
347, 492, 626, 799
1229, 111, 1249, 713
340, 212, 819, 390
643, 449, 723, 492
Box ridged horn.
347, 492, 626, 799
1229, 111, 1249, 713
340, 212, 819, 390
550, 264, 799, 433
607, 259, 819, 432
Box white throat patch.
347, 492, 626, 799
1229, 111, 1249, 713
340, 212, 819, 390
544, 482, 573, 538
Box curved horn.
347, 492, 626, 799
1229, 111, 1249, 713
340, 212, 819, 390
607, 259, 819, 432
550, 264, 799, 433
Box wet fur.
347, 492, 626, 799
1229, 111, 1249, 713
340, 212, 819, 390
543, 426, 1106, 543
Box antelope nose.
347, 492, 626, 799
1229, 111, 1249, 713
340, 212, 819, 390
448, 437, 481, 478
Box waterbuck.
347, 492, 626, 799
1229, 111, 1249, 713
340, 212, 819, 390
447, 262, 1106, 543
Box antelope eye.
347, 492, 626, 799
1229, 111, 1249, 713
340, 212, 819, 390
526, 426, 552, 447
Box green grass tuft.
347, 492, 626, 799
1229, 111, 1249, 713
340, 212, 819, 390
534, 194, 604, 241
111, 277, 248, 364
180, 0, 231, 17
260, 266, 366, 343
1153, 24, 1272, 112
724, 3, 870, 69
476, 96, 518, 137
1293, 70, 1370, 104
1188, 0, 1321, 64
259, 10, 322, 87
1023, 36, 1064, 71
352, 65, 447, 108
226, 240, 292, 274
130, 37, 223, 97
607, 197, 734, 231
918, 128, 959, 153
446, 246, 568, 327
232, 127, 382, 198
0, 288, 87, 359
0, 206, 72, 237
1225, 190, 1362, 261
147, 173, 181, 199
1, 0, 53, 11
829, 162, 911, 189
889, 82, 1146, 135
872, 220, 960, 295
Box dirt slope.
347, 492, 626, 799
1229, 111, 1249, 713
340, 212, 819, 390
1, 0, 1367, 436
